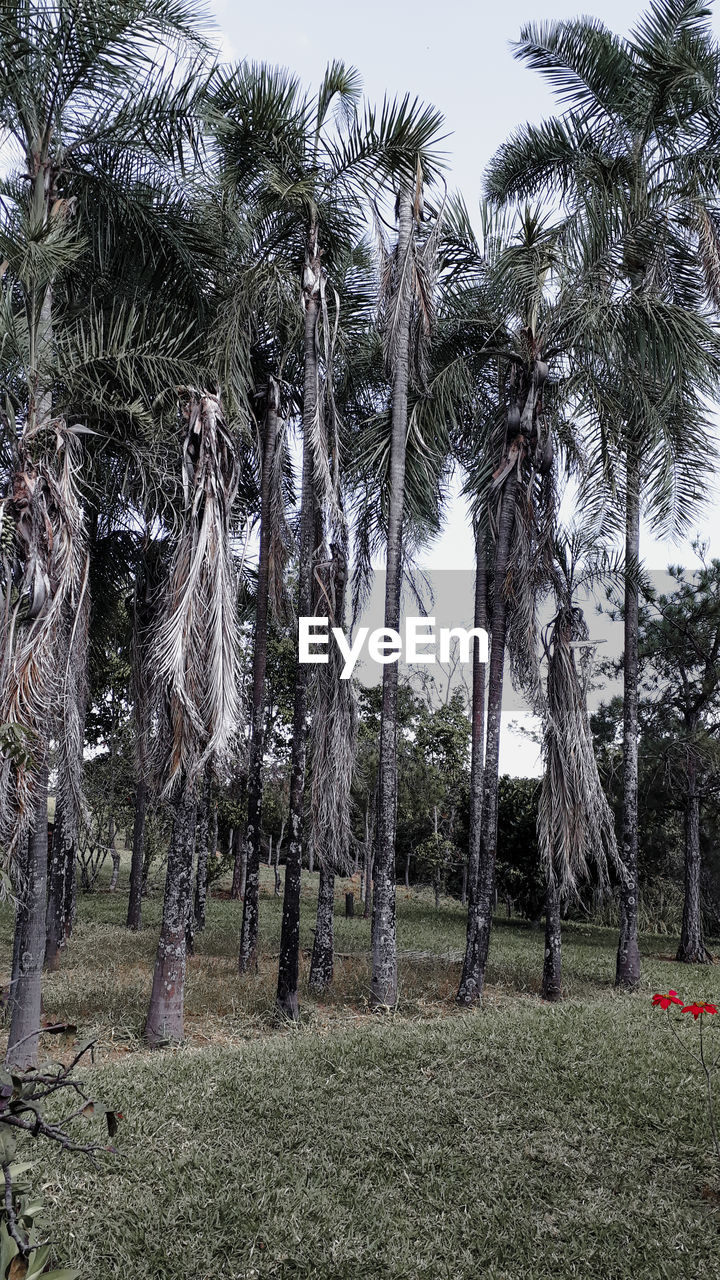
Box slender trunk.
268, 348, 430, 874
457, 468, 518, 1005
277, 228, 321, 1020
108, 815, 120, 891
238, 842, 248, 901
541, 877, 562, 1001
364, 851, 374, 919
239, 383, 277, 964
461, 858, 468, 907
44, 802, 67, 970
9, 834, 29, 1026
7, 765, 49, 1069
677, 758, 708, 963
615, 445, 642, 988
44, 806, 76, 965
230, 825, 244, 899
467, 524, 488, 900
144, 783, 196, 1048
371, 188, 414, 1011
274, 832, 282, 896
404, 850, 410, 889
309, 863, 335, 991
64, 827, 76, 940
195, 783, 214, 934
127, 778, 148, 930
189, 770, 211, 944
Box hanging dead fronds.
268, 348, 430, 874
376, 183, 444, 394
149, 389, 243, 795
309, 536, 356, 875
0, 423, 89, 862
265, 393, 295, 626
538, 602, 621, 901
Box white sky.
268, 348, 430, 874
209, 0, 720, 773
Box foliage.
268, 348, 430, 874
495, 776, 544, 920
0, 1037, 118, 1276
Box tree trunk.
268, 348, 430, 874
188, 770, 210, 951
240, 390, 278, 969
9, 834, 29, 1027
615, 444, 642, 988
541, 877, 562, 1001
7, 765, 49, 1069
371, 187, 414, 1011
309, 863, 335, 991
467, 523, 488, 900
404, 850, 410, 889
108, 815, 120, 891
364, 850, 373, 920
274, 835, 282, 896
194, 782, 213, 935
461, 858, 468, 907
277, 226, 321, 1021
144, 783, 196, 1048
676, 759, 708, 962
127, 777, 148, 930
230, 824, 245, 899
457, 467, 518, 1005
45, 803, 68, 971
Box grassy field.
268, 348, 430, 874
2, 864, 720, 1279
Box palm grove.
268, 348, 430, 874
1, 0, 720, 1068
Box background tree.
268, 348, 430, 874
485, 1, 720, 989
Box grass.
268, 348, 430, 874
2, 863, 720, 1278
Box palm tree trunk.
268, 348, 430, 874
44, 801, 71, 970
194, 778, 214, 934
240, 385, 280, 972
127, 777, 148, 930
108, 815, 120, 891
541, 877, 562, 1000
467, 522, 488, 901
145, 782, 196, 1047
188, 769, 211, 949
457, 468, 517, 1004
676, 756, 708, 962
277, 226, 321, 1020
7, 763, 49, 1069
309, 863, 335, 991
370, 186, 414, 1011
615, 444, 642, 987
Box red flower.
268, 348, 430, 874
682, 1001, 718, 1020
652, 990, 683, 1010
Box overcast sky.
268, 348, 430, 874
208, 1, 720, 772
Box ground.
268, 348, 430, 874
2, 865, 720, 1279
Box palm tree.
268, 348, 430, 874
211, 61, 444, 1018
537, 526, 622, 999
0, 0, 210, 1069
484, 2, 720, 988
144, 389, 242, 1047
371, 179, 439, 1008
448, 206, 563, 1005
237, 374, 292, 971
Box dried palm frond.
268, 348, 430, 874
149, 389, 243, 794
309, 536, 356, 875
376, 185, 444, 394
0, 423, 89, 859
266, 410, 295, 625
538, 601, 621, 901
